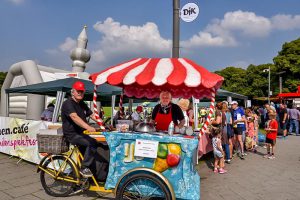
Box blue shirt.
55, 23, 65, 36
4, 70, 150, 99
233, 107, 245, 129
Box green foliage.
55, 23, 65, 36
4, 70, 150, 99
216, 37, 300, 98
273, 37, 300, 92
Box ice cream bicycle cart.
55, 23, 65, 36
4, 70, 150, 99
37, 58, 223, 200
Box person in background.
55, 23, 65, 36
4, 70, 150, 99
61, 81, 99, 178
212, 128, 227, 174
187, 102, 194, 127
223, 102, 233, 162
211, 102, 229, 164
266, 102, 277, 113
279, 103, 288, 139
264, 111, 278, 159
132, 105, 143, 122
288, 105, 300, 136
245, 108, 255, 151
41, 103, 55, 121
152, 91, 185, 131
200, 107, 207, 124
113, 107, 125, 126
231, 101, 247, 160
177, 98, 190, 127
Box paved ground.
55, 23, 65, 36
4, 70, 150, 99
0, 135, 299, 200
198, 135, 300, 200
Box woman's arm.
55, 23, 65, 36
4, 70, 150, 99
211, 115, 221, 125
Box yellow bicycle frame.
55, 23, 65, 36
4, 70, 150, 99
37, 145, 112, 193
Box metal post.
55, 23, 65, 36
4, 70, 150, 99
277, 71, 285, 94
268, 65, 270, 104
172, 0, 180, 58
279, 76, 282, 94
111, 95, 116, 125
6, 93, 9, 117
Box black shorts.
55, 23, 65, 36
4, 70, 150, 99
280, 122, 287, 130
265, 138, 276, 145
233, 127, 243, 135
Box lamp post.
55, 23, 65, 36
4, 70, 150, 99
277, 71, 286, 94
263, 66, 271, 104
172, 0, 180, 58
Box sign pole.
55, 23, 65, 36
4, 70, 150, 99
172, 0, 180, 58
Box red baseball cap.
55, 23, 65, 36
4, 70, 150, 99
72, 81, 85, 91
136, 106, 143, 112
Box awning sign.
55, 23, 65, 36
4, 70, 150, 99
180, 3, 199, 22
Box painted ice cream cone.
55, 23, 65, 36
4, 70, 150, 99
153, 157, 169, 172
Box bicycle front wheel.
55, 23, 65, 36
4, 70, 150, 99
40, 155, 78, 197
116, 173, 172, 200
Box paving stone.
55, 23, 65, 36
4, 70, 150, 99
6, 174, 40, 187
0, 181, 15, 191
32, 190, 57, 200
13, 194, 42, 200
0, 191, 13, 200
4, 182, 42, 198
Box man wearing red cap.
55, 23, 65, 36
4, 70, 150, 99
61, 80, 98, 178
132, 105, 143, 122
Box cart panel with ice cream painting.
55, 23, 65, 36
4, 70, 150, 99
103, 131, 199, 200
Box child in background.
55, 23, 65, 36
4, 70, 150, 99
212, 129, 227, 174
264, 111, 278, 159
245, 108, 255, 151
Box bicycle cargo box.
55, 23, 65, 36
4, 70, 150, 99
37, 134, 69, 154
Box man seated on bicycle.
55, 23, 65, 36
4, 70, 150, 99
61, 80, 99, 178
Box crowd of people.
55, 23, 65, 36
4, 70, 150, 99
209, 101, 300, 175
52, 80, 299, 178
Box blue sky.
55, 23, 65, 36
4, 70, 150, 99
1, 0, 300, 73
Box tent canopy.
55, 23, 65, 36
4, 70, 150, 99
5, 77, 122, 101
90, 58, 224, 99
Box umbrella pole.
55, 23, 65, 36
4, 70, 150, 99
111, 95, 116, 126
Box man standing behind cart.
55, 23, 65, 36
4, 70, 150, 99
61, 80, 98, 178
151, 91, 185, 131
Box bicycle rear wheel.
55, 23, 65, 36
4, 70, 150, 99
116, 173, 172, 200
40, 155, 78, 197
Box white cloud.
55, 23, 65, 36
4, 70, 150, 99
7, 0, 24, 5
91, 18, 171, 66
59, 37, 76, 52
271, 14, 300, 30
214, 10, 272, 37
182, 31, 237, 48
182, 10, 273, 49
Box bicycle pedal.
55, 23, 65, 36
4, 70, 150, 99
80, 178, 90, 191
70, 188, 83, 195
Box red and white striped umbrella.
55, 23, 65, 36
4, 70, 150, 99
90, 58, 223, 99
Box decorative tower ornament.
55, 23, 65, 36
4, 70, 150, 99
70, 25, 91, 72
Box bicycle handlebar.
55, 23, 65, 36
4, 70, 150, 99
83, 130, 102, 135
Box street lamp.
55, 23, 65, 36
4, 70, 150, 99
263, 66, 271, 104
277, 71, 286, 94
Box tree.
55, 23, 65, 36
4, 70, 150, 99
215, 67, 249, 96
273, 38, 300, 92
216, 37, 300, 98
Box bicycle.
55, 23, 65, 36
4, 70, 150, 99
37, 132, 174, 199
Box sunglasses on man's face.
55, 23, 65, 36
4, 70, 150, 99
75, 90, 85, 94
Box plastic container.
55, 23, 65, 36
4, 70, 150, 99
168, 121, 174, 136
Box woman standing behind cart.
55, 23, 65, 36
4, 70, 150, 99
151, 91, 185, 131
